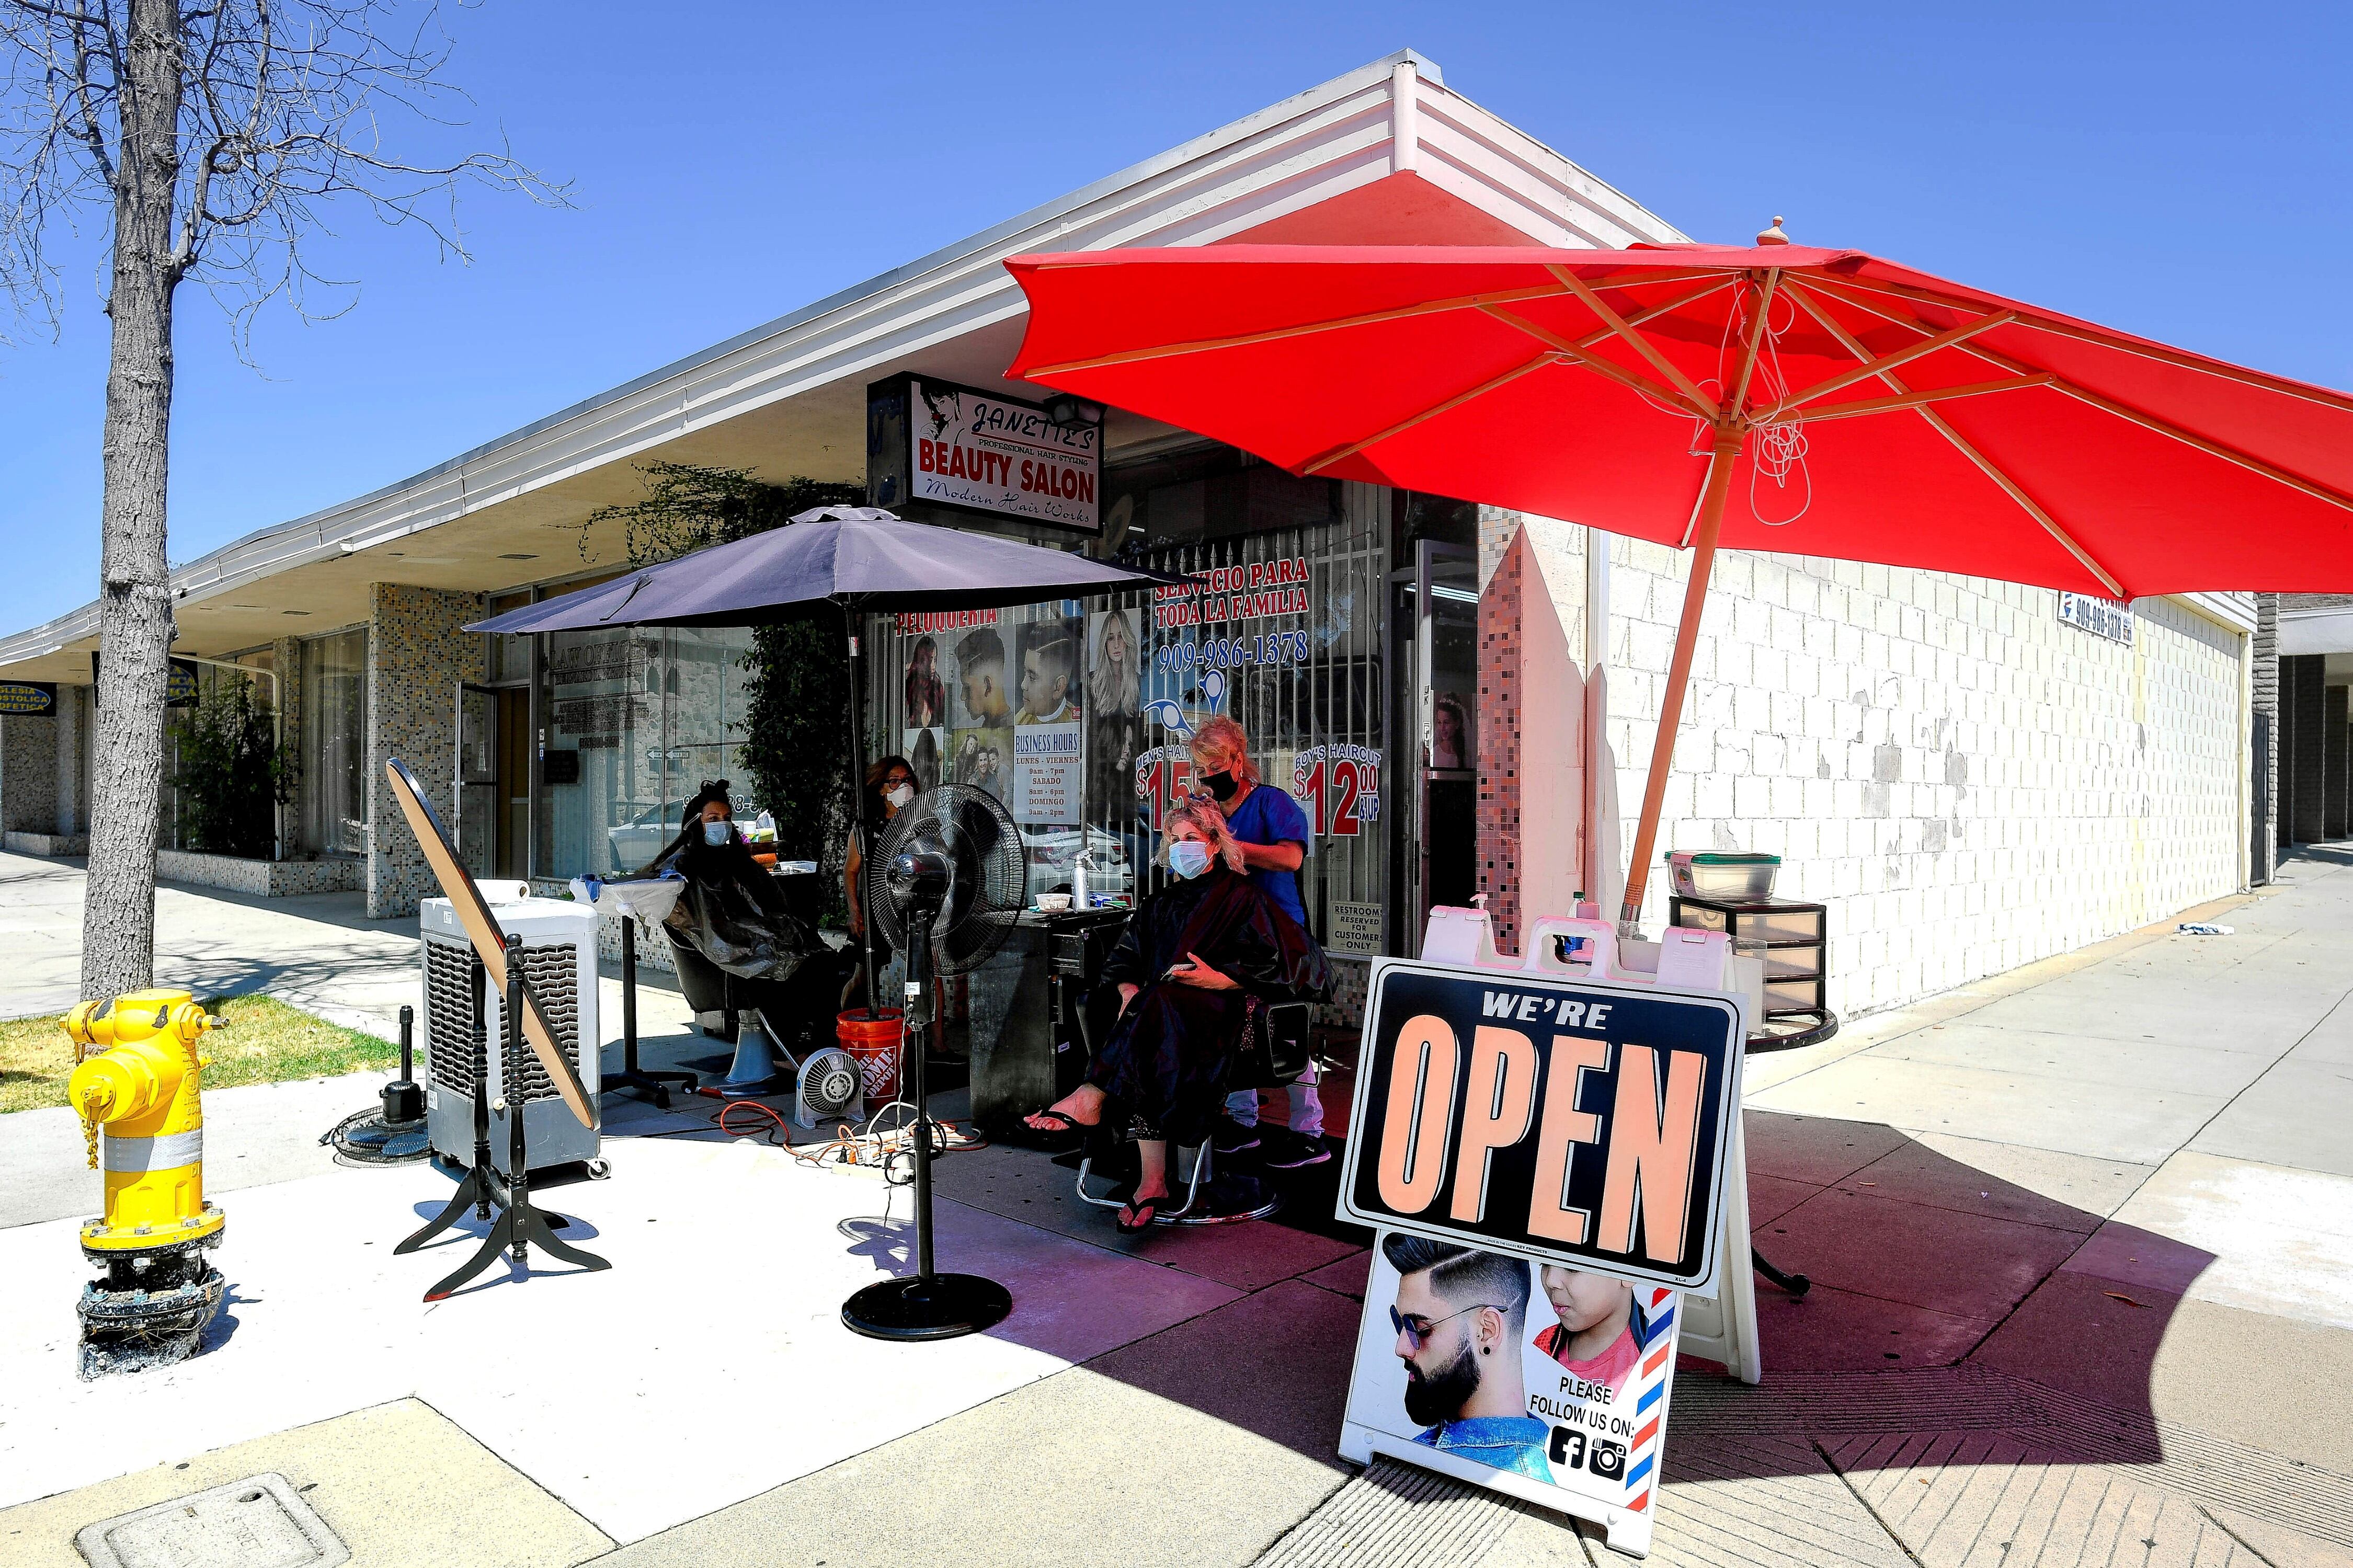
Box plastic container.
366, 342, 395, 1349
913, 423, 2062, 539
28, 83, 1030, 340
836, 1009, 906, 1102
1667, 851, 1780, 899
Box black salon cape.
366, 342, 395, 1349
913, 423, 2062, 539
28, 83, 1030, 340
651, 834, 829, 984
1091, 866, 1332, 1144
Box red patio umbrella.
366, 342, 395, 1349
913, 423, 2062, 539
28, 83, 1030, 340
1004, 236, 2353, 931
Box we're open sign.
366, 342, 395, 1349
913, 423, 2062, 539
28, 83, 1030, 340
1336, 960, 1745, 1292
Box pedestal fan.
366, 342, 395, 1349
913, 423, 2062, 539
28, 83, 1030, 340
841, 782, 1026, 1340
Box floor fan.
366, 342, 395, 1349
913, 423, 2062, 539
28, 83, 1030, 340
841, 782, 1026, 1340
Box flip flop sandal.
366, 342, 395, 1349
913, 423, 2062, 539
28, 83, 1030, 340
1117, 1193, 1168, 1233
1023, 1108, 1090, 1136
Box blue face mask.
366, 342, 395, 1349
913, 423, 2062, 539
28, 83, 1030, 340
702, 819, 734, 846
1168, 839, 1213, 879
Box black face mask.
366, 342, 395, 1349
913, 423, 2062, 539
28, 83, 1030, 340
1201, 769, 1239, 802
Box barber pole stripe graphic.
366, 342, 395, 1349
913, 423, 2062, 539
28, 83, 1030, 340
1623, 1288, 1676, 1513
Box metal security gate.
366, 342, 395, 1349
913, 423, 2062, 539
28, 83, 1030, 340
860, 470, 1392, 967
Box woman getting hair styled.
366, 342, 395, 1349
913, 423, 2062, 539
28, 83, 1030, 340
646, 781, 843, 1052
1022, 800, 1330, 1232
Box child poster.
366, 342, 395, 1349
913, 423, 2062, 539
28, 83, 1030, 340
1340, 1231, 1684, 1556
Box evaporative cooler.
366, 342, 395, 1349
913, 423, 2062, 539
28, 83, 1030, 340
419, 889, 601, 1174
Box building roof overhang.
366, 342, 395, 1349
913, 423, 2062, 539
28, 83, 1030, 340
0, 49, 1682, 683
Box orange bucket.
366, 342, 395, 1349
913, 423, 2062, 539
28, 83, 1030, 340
836, 1009, 906, 1102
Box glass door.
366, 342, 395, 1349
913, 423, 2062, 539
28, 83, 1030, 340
456, 683, 499, 878
1396, 540, 1478, 950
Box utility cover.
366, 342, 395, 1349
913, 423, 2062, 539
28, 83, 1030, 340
75, 1472, 348, 1568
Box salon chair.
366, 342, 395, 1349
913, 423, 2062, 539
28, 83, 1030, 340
1069, 981, 1312, 1226
667, 936, 848, 1065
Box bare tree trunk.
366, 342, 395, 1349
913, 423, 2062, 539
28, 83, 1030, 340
79, 0, 185, 1001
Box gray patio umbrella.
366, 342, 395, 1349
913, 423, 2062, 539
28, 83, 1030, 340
469, 506, 1194, 1015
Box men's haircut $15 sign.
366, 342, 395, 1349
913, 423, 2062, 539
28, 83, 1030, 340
1336, 959, 1745, 1293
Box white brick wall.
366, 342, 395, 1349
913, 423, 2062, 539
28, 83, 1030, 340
1592, 540, 2249, 1018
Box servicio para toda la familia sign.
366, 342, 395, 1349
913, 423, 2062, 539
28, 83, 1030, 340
1336, 959, 1745, 1294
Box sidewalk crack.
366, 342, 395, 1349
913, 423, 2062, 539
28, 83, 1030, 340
1811, 1436, 1929, 1568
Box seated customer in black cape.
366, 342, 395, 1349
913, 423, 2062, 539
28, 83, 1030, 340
1025, 799, 1331, 1231
648, 781, 843, 1053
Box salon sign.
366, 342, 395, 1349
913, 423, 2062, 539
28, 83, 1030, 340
1336, 959, 1746, 1294
867, 373, 1099, 532
1334, 957, 1744, 1554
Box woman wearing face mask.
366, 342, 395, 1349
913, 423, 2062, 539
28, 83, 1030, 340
1185, 716, 1329, 1169
1022, 801, 1330, 1232
647, 780, 843, 1055
842, 757, 918, 1008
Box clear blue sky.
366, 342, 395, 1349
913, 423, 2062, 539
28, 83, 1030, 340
3, 1, 2347, 629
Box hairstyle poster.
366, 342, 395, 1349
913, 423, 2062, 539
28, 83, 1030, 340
1087, 607, 1142, 720
904, 635, 950, 730
1013, 612, 1085, 726
1340, 1231, 1685, 1554
944, 622, 1014, 729
947, 726, 1012, 803
904, 727, 944, 795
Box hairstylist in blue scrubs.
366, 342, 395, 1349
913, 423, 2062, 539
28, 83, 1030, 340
1187, 716, 1329, 1169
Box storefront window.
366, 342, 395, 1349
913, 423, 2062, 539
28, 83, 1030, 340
485, 590, 532, 683
536, 623, 755, 877
299, 627, 368, 855
863, 444, 1395, 953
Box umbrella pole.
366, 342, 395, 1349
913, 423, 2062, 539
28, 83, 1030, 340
1618, 431, 1739, 936
841, 601, 882, 1019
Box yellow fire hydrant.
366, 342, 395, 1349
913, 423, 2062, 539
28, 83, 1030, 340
63, 990, 229, 1379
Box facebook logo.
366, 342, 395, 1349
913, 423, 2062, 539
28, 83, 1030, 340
1548, 1427, 1586, 1469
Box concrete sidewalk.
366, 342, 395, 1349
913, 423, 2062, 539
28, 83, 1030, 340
0, 851, 422, 1034
2, 848, 2348, 1567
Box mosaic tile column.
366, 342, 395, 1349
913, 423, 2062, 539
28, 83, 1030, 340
53, 684, 86, 834
365, 583, 486, 918
1476, 505, 1526, 954
0, 711, 59, 835
271, 636, 303, 862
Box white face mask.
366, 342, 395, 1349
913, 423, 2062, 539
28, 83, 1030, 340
885, 783, 916, 809
1168, 839, 1213, 879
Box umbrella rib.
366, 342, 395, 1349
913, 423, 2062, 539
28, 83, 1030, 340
1808, 273, 2353, 418
1478, 304, 1714, 419
1805, 278, 2353, 516
1787, 283, 2128, 597
1729, 269, 1781, 414
1547, 265, 1721, 419
1299, 351, 1564, 474
1310, 274, 1742, 467
1752, 309, 2016, 424
1015, 282, 1574, 378
1795, 375, 2058, 422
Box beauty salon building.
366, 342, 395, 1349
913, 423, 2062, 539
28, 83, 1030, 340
0, 50, 2260, 1024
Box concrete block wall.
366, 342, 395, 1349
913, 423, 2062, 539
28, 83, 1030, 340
365, 584, 486, 918
2252, 596, 2278, 883
1587, 537, 2249, 1018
